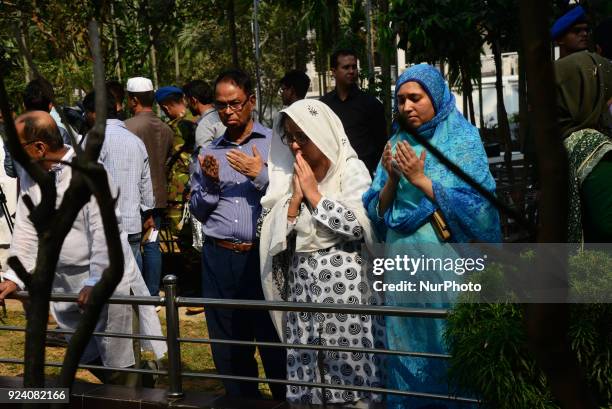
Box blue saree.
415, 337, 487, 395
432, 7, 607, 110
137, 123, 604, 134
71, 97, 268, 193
362, 64, 501, 408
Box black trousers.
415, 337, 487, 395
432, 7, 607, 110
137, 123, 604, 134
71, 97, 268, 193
201, 240, 286, 400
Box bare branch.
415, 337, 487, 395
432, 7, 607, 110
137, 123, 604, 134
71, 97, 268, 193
56, 167, 125, 396
6, 256, 31, 289
56, 109, 84, 156
36, 158, 90, 174
55, 20, 125, 396
83, 19, 107, 162
12, 23, 41, 80
21, 194, 35, 213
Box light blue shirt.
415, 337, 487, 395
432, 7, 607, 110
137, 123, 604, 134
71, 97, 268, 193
98, 119, 155, 234
195, 107, 226, 149
189, 122, 270, 242
50, 106, 74, 145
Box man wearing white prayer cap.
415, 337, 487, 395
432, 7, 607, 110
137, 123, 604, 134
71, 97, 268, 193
125, 77, 174, 298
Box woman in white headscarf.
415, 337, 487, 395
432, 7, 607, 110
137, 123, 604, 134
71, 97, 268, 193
259, 99, 383, 405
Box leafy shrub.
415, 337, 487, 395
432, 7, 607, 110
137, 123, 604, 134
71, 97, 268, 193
444, 251, 612, 409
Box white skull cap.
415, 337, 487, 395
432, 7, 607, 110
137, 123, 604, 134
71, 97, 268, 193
126, 77, 154, 92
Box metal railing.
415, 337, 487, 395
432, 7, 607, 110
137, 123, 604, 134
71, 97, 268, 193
0, 274, 479, 405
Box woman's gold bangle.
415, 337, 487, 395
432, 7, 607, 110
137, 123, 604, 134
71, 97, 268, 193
287, 211, 299, 218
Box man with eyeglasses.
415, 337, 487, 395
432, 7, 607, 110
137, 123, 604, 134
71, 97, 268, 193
0, 111, 167, 384
551, 5, 590, 59
189, 69, 286, 400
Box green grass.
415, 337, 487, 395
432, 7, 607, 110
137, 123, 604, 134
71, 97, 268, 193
0, 303, 271, 397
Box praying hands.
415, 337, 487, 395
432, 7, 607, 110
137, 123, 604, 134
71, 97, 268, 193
226, 145, 263, 179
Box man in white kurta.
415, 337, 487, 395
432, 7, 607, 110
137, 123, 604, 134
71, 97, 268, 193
0, 111, 166, 380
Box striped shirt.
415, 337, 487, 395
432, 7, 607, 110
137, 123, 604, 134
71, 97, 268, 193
99, 119, 155, 234
189, 122, 270, 242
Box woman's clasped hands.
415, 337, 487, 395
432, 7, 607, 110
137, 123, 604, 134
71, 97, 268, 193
383, 141, 433, 199
290, 152, 322, 210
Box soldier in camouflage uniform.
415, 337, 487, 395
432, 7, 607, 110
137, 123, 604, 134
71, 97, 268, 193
155, 86, 200, 297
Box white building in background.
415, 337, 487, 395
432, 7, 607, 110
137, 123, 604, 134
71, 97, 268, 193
448, 52, 520, 130
306, 43, 520, 132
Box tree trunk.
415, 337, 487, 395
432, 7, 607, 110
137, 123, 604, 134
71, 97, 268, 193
318, 72, 323, 97
110, 1, 121, 82
253, 0, 263, 120
364, 0, 375, 88
468, 89, 475, 125
19, 20, 31, 83
174, 44, 180, 84
478, 74, 485, 129
378, 0, 393, 134
148, 25, 159, 89
328, 0, 340, 42
466, 76, 476, 126
518, 1, 597, 408
0, 21, 122, 396
228, 0, 239, 68
322, 69, 328, 95
492, 38, 515, 184
518, 47, 529, 153
15, 14, 35, 83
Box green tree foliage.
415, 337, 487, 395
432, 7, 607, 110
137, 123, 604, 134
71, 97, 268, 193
390, 0, 484, 123
445, 250, 612, 408
0, 0, 314, 125
0, 0, 400, 123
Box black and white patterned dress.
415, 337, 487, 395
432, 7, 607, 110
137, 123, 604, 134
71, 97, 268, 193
285, 197, 384, 405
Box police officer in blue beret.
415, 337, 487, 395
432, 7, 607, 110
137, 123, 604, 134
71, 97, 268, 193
551, 5, 590, 59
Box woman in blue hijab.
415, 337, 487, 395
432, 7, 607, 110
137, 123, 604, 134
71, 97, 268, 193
363, 64, 501, 408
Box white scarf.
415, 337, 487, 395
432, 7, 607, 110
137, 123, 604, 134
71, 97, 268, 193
259, 99, 378, 337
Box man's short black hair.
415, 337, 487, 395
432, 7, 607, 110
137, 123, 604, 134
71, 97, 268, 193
106, 80, 125, 105
82, 90, 118, 119
594, 17, 612, 59
214, 69, 253, 96
23, 78, 55, 112
20, 114, 63, 150
183, 80, 214, 104
128, 91, 155, 108
330, 49, 358, 69
280, 70, 311, 99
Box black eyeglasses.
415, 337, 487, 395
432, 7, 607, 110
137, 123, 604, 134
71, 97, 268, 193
281, 130, 310, 146
213, 96, 252, 112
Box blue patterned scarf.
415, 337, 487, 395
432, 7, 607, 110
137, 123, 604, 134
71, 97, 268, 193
364, 64, 501, 243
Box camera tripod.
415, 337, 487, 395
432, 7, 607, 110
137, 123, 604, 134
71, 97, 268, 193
0, 183, 13, 320
0, 183, 13, 234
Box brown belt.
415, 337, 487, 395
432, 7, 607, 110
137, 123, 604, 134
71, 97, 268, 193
211, 238, 255, 252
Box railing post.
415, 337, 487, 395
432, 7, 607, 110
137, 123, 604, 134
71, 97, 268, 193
163, 274, 183, 399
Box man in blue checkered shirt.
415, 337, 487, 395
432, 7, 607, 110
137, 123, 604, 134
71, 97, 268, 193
83, 90, 155, 270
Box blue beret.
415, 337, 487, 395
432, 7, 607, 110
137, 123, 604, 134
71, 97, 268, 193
551, 6, 586, 40
155, 86, 183, 103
